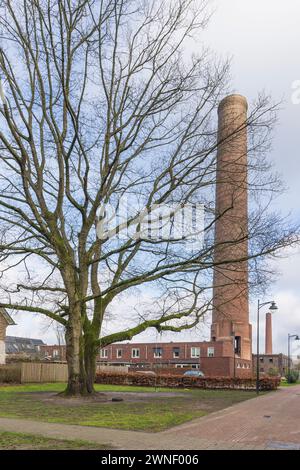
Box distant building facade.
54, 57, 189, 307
0, 309, 15, 364
253, 353, 291, 377
40, 344, 66, 361
98, 341, 252, 377
5, 336, 45, 360
4, 336, 67, 362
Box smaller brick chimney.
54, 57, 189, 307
265, 312, 273, 355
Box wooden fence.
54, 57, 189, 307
20, 362, 68, 383
1, 362, 128, 383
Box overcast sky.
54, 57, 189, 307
8, 0, 300, 360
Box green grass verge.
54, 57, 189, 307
280, 380, 300, 387
0, 383, 257, 432
0, 382, 178, 393
0, 431, 110, 450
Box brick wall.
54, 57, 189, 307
37, 339, 253, 378
40, 345, 66, 361
0, 315, 6, 341
0, 341, 5, 365
0, 315, 7, 364
98, 341, 252, 378
99, 341, 225, 365
253, 354, 290, 377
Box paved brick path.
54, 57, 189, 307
0, 385, 299, 450
164, 385, 300, 450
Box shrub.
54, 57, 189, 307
95, 372, 280, 391
288, 370, 299, 384
0, 364, 21, 383
267, 367, 280, 377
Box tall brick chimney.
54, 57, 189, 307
265, 312, 273, 355
211, 94, 252, 361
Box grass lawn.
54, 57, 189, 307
0, 431, 110, 450
0, 383, 258, 432
0, 382, 176, 394
280, 380, 300, 387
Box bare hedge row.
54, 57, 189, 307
0, 366, 280, 390
95, 372, 281, 390
0, 365, 22, 383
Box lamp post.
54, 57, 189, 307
256, 300, 278, 395
287, 334, 300, 382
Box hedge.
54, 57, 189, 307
95, 372, 280, 391
0, 364, 22, 383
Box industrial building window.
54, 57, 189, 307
234, 336, 241, 356
207, 347, 214, 357
131, 348, 140, 358
153, 347, 163, 358
117, 349, 122, 358
100, 349, 108, 358
173, 347, 180, 358
260, 357, 264, 363
269, 358, 273, 363
191, 347, 200, 358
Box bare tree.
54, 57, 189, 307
0, 0, 296, 395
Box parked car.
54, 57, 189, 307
183, 370, 204, 377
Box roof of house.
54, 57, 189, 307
5, 336, 45, 354
0, 307, 15, 326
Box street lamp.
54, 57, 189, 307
287, 334, 300, 382
256, 300, 278, 395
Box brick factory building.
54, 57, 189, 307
253, 354, 291, 377
98, 340, 252, 377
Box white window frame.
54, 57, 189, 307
207, 347, 214, 357
131, 348, 140, 358
116, 349, 123, 358
100, 349, 108, 359
153, 348, 163, 358
173, 348, 180, 359
191, 347, 200, 358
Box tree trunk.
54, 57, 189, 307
83, 329, 98, 394
85, 351, 97, 394
64, 322, 88, 396
64, 323, 98, 396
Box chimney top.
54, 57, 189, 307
218, 94, 248, 114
